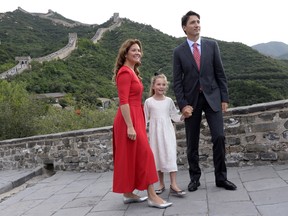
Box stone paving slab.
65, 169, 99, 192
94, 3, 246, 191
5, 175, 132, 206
0, 167, 43, 195
0, 164, 288, 216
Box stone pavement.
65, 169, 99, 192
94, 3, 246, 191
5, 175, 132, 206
1, 165, 288, 216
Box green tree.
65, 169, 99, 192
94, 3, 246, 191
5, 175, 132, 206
229, 80, 283, 107
33, 104, 116, 135
0, 80, 47, 140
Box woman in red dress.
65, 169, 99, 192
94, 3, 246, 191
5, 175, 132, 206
112, 39, 172, 208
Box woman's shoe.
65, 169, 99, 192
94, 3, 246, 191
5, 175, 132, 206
170, 185, 186, 197
147, 199, 172, 209
123, 196, 148, 204
155, 186, 165, 195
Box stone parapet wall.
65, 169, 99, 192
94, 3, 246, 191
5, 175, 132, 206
91, 13, 122, 43
2, 12, 120, 80
33, 33, 77, 63
0, 62, 30, 79
1, 33, 77, 79
175, 99, 288, 169
0, 56, 31, 79
18, 7, 89, 27
0, 100, 288, 172
0, 127, 113, 172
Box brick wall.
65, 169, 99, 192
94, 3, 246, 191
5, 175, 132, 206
1, 100, 288, 172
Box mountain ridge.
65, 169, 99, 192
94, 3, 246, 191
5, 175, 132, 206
0, 8, 288, 107
16, 6, 94, 27
252, 41, 288, 60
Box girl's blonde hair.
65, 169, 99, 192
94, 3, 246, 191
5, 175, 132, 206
112, 39, 143, 83
149, 73, 169, 97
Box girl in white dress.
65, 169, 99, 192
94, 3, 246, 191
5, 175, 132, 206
144, 73, 190, 196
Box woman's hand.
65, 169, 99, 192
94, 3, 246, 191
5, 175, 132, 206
127, 126, 136, 140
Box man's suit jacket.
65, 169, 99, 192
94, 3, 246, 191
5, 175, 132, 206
173, 38, 229, 112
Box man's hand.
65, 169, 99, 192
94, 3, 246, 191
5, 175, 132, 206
222, 102, 228, 113
182, 105, 193, 118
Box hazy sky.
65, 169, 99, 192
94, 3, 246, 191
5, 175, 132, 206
1, 0, 287, 46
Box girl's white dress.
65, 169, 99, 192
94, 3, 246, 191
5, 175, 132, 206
144, 96, 182, 172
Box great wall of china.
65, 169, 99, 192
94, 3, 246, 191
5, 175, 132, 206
0, 99, 287, 171
0, 8, 121, 79
1, 9, 288, 172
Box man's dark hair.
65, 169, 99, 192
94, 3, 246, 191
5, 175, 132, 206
181, 11, 200, 26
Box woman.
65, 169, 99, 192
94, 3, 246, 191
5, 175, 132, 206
112, 39, 172, 208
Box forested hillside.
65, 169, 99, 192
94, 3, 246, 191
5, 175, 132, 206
1, 8, 288, 107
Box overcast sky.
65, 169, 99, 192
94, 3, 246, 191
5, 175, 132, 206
1, 0, 287, 46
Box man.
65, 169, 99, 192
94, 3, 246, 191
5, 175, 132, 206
173, 11, 237, 192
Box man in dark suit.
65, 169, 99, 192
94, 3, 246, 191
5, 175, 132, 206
173, 11, 237, 192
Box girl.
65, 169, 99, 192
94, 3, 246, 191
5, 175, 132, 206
144, 73, 189, 196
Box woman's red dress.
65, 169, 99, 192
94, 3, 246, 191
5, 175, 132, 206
113, 66, 158, 193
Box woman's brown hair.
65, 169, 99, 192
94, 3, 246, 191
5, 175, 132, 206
112, 39, 143, 83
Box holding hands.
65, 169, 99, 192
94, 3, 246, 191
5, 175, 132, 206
221, 102, 228, 113
181, 105, 193, 120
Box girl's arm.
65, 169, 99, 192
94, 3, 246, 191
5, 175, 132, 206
170, 98, 186, 122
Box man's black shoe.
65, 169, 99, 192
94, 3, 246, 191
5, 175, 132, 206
216, 180, 237, 190
188, 180, 200, 192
